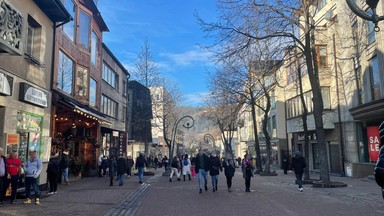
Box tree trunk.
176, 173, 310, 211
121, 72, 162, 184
250, 93, 262, 172
262, 87, 272, 173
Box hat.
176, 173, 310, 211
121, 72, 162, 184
63, 151, 69, 155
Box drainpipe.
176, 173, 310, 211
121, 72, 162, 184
333, 34, 346, 177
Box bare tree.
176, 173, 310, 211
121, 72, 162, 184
198, 0, 332, 183
134, 38, 160, 87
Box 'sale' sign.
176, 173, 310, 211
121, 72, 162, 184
367, 126, 381, 161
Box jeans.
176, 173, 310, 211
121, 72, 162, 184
211, 175, 218, 190
138, 167, 144, 182
48, 172, 58, 192
25, 177, 40, 200
296, 173, 303, 188
170, 168, 180, 179
2, 175, 19, 202
226, 176, 233, 189
118, 174, 125, 185
198, 169, 208, 190
62, 168, 69, 183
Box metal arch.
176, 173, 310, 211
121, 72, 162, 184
203, 134, 215, 145
171, 115, 195, 154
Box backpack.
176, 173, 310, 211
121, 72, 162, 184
183, 159, 189, 166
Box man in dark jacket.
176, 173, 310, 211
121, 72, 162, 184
0, 147, 7, 207
126, 156, 134, 177
135, 153, 147, 184
116, 155, 126, 186
47, 153, 60, 194
109, 156, 117, 186
195, 149, 210, 193
375, 121, 384, 199
291, 151, 306, 192
209, 152, 222, 192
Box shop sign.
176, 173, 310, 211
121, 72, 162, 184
19, 83, 48, 108
16, 111, 42, 132
6, 133, 19, 145
0, 72, 13, 96
367, 126, 381, 161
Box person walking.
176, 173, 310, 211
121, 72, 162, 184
154, 157, 158, 170
0, 148, 7, 207
135, 153, 146, 184
182, 154, 192, 181
60, 151, 70, 185
23, 150, 43, 205
46, 152, 60, 195
169, 156, 181, 182
222, 152, 236, 192
242, 154, 254, 192
190, 156, 197, 178
283, 155, 289, 174
1, 150, 21, 204
108, 156, 117, 186
209, 151, 222, 192
291, 151, 306, 192
126, 156, 134, 177
195, 149, 210, 193
375, 121, 384, 199
162, 156, 169, 171
116, 155, 126, 186
98, 154, 103, 177
101, 155, 108, 177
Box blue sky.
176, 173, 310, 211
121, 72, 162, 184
98, 0, 218, 106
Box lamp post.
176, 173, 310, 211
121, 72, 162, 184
347, 0, 383, 31
204, 134, 216, 150
171, 115, 195, 157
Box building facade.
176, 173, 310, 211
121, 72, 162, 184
100, 43, 129, 157
0, 0, 70, 185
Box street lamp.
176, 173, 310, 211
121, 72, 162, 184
171, 115, 195, 157
347, 0, 383, 31
204, 134, 216, 150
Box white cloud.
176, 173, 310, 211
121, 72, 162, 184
184, 92, 210, 106
160, 48, 213, 66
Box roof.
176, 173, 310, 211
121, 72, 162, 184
33, 0, 72, 22
80, 0, 109, 32
102, 43, 129, 76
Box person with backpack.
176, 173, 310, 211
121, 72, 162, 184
182, 154, 192, 181
169, 156, 181, 182
47, 152, 60, 194
375, 121, 384, 199
222, 152, 236, 192
135, 153, 147, 184
209, 151, 222, 192
291, 151, 307, 192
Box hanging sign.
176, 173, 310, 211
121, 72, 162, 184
19, 82, 48, 108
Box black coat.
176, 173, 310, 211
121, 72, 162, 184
195, 154, 210, 171
116, 157, 126, 175
0, 155, 7, 177
126, 158, 134, 169
135, 156, 146, 169
291, 155, 306, 174
47, 157, 60, 174
59, 156, 69, 169
109, 158, 117, 177
209, 156, 222, 176
222, 158, 236, 177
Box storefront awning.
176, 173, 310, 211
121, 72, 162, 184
350, 98, 384, 122
66, 100, 111, 125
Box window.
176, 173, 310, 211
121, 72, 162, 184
271, 89, 276, 109
122, 80, 127, 96
321, 87, 331, 109
101, 95, 118, 118
122, 106, 126, 122
286, 87, 329, 118
76, 66, 88, 97
272, 116, 277, 138
300, 57, 307, 76
315, 0, 327, 13
102, 62, 118, 89
316, 45, 327, 67
367, 11, 376, 44
287, 63, 298, 84
58, 50, 73, 94
78, 10, 91, 48
91, 31, 99, 66
370, 56, 381, 100
26, 15, 42, 59
89, 78, 97, 107
61, 0, 75, 41
352, 21, 360, 54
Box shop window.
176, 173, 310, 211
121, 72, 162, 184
76, 66, 88, 97
367, 11, 376, 44
58, 50, 74, 95
316, 45, 327, 67
101, 95, 118, 118
91, 31, 99, 66
89, 78, 97, 107
102, 62, 118, 89
78, 10, 90, 49
61, 0, 75, 42
369, 56, 381, 101
312, 143, 320, 170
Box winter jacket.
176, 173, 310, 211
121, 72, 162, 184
291, 155, 307, 174
116, 157, 126, 175
171, 159, 180, 169
60, 157, 69, 169
222, 158, 236, 177
195, 153, 210, 172
47, 157, 60, 174
126, 158, 134, 169
109, 158, 117, 178
135, 156, 146, 169
209, 156, 222, 176
24, 158, 43, 178
242, 158, 254, 178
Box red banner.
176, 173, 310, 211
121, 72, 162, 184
367, 126, 381, 162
